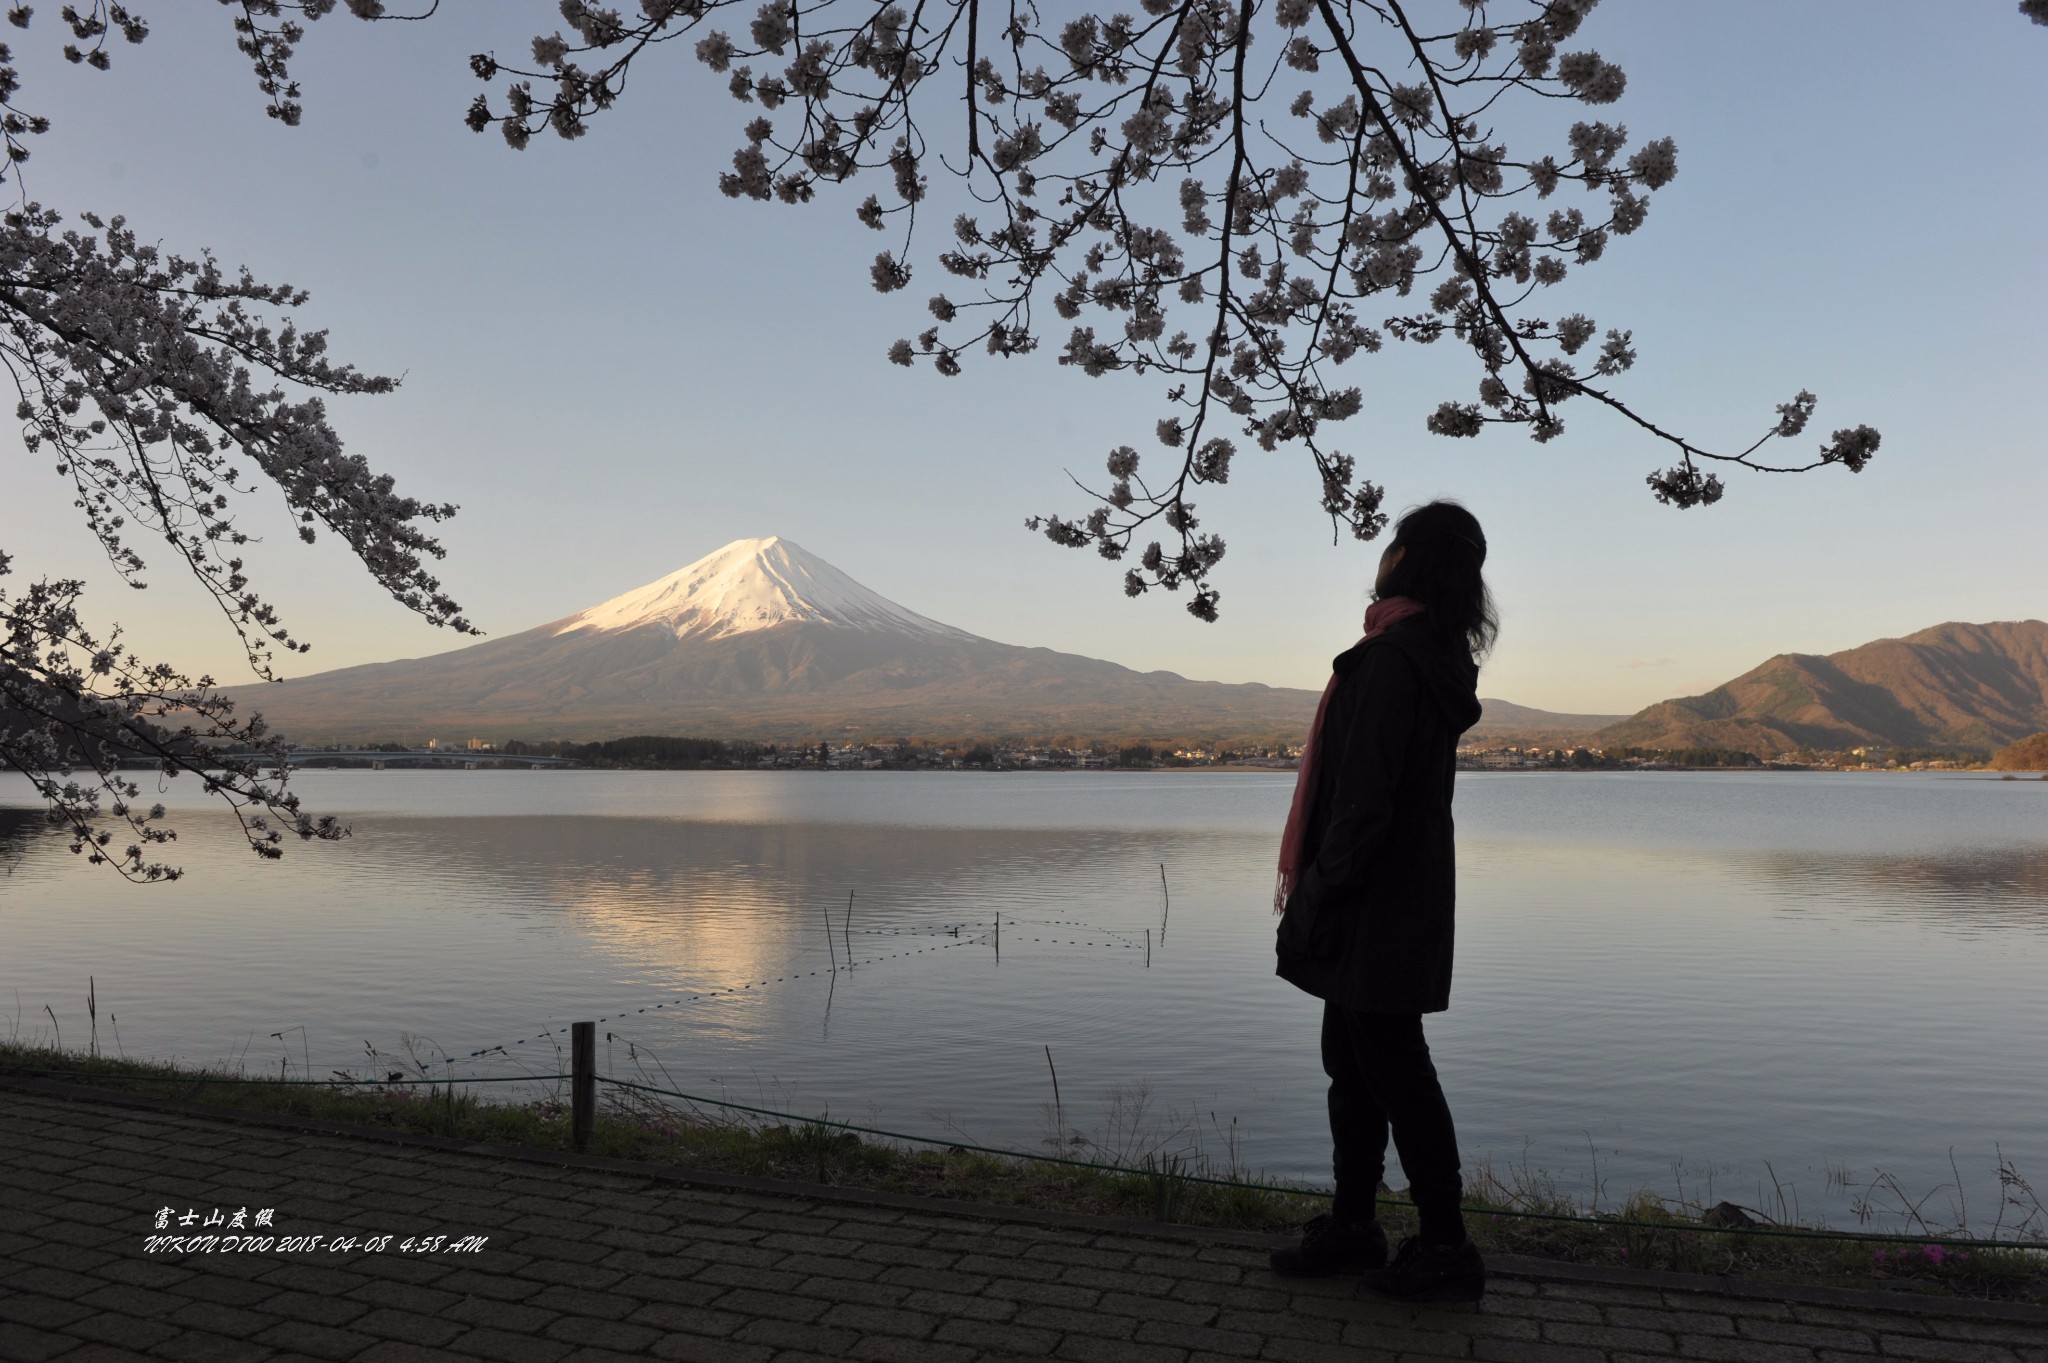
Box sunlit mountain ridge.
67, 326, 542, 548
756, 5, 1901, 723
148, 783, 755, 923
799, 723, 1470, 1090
1595, 620, 2048, 755
225, 538, 1326, 745
219, 540, 2041, 755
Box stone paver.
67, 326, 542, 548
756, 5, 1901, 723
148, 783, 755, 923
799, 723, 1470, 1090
1, 1081, 2042, 1363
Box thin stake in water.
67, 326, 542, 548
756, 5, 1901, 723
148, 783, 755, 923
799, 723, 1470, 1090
270, 1026, 309, 1081
1159, 863, 1170, 942
844, 890, 854, 971
1044, 1044, 1063, 1144
821, 902, 838, 972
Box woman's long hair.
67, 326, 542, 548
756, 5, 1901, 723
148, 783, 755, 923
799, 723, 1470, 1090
1375, 500, 1499, 659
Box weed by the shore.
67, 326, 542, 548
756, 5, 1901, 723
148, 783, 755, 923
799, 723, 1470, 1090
1459, 1144, 2047, 1301
4, 1039, 2042, 1305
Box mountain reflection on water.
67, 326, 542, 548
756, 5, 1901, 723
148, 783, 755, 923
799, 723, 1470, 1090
1746, 846, 2048, 932
0, 803, 50, 861
2, 769, 2045, 1237
367, 815, 1171, 1017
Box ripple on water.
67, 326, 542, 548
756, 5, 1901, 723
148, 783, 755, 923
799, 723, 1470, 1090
2, 770, 2045, 1231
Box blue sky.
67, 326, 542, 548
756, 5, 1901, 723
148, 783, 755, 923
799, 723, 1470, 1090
2, 2, 2042, 715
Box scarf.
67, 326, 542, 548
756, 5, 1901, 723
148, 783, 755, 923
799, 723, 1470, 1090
1273, 596, 1426, 914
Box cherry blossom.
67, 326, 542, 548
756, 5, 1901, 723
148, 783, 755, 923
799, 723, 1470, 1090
2, 4, 468, 878
449, 0, 2048, 620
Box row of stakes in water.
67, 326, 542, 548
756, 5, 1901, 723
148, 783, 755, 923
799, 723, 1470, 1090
438, 913, 1159, 1068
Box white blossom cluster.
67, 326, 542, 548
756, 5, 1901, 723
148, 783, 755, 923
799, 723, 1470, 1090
2, 6, 469, 878
1, 554, 344, 880
453, 0, 2000, 619
5, 209, 471, 659
220, 1, 419, 127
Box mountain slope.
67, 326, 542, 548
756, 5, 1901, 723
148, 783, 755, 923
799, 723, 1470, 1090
1594, 620, 2048, 755
225, 537, 1327, 744
1990, 733, 2048, 771
1466, 699, 1626, 742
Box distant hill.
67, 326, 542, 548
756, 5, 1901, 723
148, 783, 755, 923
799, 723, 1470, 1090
1990, 733, 2048, 771
1467, 699, 1626, 746
1595, 621, 2048, 756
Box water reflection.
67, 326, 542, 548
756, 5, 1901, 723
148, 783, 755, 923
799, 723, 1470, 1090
3, 772, 2046, 1236
0, 804, 51, 866
362, 815, 1175, 988
1743, 846, 2048, 933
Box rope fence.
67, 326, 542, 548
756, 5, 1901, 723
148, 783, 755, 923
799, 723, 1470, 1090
12, 898, 2042, 1256
592, 1075, 2048, 1253
13, 1051, 2041, 1252
434, 911, 1150, 1067
13, 1070, 566, 1088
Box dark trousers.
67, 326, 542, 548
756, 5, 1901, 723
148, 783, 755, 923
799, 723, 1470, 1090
1321, 1002, 1466, 1242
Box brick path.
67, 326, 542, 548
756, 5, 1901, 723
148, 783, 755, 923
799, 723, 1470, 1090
1, 1080, 2042, 1363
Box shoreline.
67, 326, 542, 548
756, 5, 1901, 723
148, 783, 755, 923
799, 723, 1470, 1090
3, 1042, 2043, 1306
19, 763, 2039, 778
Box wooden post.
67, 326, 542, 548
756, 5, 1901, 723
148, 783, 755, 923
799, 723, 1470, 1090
571, 1021, 595, 1152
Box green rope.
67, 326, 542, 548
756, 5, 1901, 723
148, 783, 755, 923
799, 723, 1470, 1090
597, 1077, 2048, 1252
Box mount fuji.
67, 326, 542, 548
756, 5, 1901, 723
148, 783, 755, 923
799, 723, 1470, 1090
551, 536, 981, 644
226, 537, 1326, 744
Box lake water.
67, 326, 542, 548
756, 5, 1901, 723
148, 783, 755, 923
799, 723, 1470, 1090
4, 769, 2045, 1237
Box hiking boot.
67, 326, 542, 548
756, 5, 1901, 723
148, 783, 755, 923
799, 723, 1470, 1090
1359, 1234, 1486, 1302
1268, 1215, 1388, 1277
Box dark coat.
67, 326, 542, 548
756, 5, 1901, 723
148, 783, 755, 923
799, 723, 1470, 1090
1275, 617, 1483, 1014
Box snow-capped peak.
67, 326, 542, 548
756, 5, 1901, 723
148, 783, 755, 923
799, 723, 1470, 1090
555, 537, 980, 641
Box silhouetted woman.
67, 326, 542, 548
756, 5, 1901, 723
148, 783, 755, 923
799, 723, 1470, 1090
1270, 500, 1495, 1302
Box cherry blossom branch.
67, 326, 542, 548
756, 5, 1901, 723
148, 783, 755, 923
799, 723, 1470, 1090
1, 7, 464, 876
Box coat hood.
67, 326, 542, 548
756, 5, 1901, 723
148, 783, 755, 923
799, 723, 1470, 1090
1334, 617, 1484, 737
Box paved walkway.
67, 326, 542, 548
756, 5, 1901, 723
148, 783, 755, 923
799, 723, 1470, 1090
2, 1080, 2042, 1363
